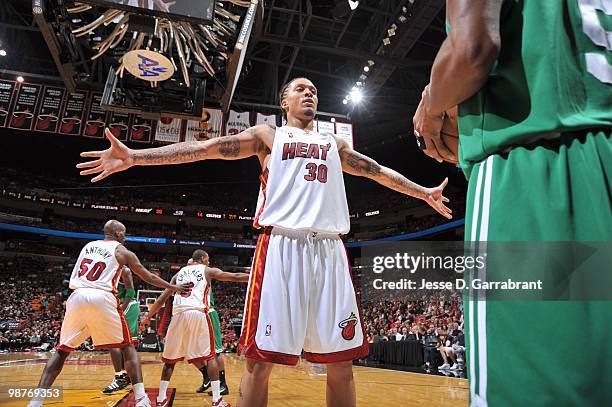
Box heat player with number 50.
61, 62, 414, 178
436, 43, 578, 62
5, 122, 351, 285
27, 220, 190, 407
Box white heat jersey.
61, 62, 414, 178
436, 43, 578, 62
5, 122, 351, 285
172, 264, 210, 315
254, 126, 350, 234
69, 240, 122, 292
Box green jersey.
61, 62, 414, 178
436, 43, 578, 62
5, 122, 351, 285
117, 283, 133, 302
208, 284, 215, 310
458, 0, 612, 177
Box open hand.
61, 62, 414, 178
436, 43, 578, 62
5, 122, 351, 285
76, 128, 134, 182
425, 177, 452, 219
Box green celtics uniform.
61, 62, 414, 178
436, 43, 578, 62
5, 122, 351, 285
208, 285, 224, 354
117, 284, 139, 337
459, 1, 612, 405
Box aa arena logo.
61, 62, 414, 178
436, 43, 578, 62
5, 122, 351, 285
338, 312, 358, 340
137, 54, 168, 77
124, 50, 175, 82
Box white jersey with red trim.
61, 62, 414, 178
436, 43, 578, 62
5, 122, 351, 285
172, 264, 210, 315
254, 126, 350, 234
69, 240, 122, 292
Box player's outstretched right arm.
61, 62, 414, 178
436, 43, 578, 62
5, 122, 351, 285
77, 125, 274, 183
206, 267, 250, 283
115, 246, 190, 293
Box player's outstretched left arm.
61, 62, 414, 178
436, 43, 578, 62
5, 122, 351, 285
336, 137, 452, 219
206, 267, 250, 283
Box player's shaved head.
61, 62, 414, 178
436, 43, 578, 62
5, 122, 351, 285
103, 220, 126, 243
192, 250, 209, 263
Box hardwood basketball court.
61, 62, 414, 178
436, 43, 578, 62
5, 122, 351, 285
0, 352, 467, 406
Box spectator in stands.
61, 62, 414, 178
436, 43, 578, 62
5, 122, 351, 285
399, 327, 409, 341
423, 327, 439, 369
438, 333, 458, 370
451, 328, 466, 371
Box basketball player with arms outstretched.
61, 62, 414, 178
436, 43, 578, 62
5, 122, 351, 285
413, 0, 612, 405
77, 77, 452, 406
28, 220, 189, 407
143, 250, 249, 407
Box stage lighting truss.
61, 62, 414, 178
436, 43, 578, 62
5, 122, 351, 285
33, 0, 261, 110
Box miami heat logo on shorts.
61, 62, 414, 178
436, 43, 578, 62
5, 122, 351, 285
338, 312, 358, 341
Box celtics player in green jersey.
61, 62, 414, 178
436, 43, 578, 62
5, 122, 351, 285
196, 284, 230, 396
102, 266, 141, 393
413, 0, 611, 405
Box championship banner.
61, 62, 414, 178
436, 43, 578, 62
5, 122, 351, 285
107, 111, 131, 141
130, 115, 154, 143
317, 120, 335, 135
83, 93, 108, 138
256, 113, 277, 126
185, 108, 223, 141
184, 119, 206, 142
0, 80, 16, 128
335, 122, 354, 149
155, 117, 183, 143
9, 83, 42, 131
35, 86, 66, 133
59, 91, 88, 135
225, 110, 250, 136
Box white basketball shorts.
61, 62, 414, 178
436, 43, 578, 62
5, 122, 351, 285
161, 309, 216, 364
239, 227, 369, 365
57, 287, 132, 351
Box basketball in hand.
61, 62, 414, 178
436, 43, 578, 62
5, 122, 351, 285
440, 107, 459, 163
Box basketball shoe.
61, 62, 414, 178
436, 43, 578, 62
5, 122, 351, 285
102, 373, 131, 393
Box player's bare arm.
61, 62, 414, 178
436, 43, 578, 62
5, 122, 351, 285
336, 136, 452, 219
77, 124, 275, 182
115, 246, 190, 293
205, 267, 250, 283
144, 275, 176, 323
120, 266, 135, 312
414, 0, 502, 162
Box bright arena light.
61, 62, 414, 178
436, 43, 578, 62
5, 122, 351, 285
350, 88, 363, 103
348, 1, 359, 11
363, 66, 369, 72
16, 76, 24, 83
342, 99, 348, 105
0, 50, 6, 57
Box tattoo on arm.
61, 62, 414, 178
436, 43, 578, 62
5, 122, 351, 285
218, 136, 240, 157
343, 151, 382, 176
134, 142, 204, 165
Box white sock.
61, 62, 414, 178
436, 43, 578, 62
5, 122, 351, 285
133, 382, 147, 400
211, 380, 221, 402
28, 391, 44, 407
115, 370, 126, 377
158, 380, 169, 401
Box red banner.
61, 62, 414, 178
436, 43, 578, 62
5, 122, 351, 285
59, 91, 88, 136
130, 115, 154, 143
0, 80, 16, 128
9, 83, 42, 131
107, 110, 132, 141
35, 86, 66, 133
83, 93, 108, 138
